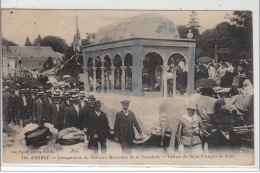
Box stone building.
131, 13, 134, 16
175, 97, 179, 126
83, 14, 196, 97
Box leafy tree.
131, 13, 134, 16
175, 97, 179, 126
81, 33, 96, 46
189, 11, 201, 29
33, 34, 43, 46
41, 36, 69, 53
2, 38, 18, 46
43, 57, 54, 71
24, 36, 32, 46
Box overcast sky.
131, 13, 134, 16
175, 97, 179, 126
2, 10, 233, 46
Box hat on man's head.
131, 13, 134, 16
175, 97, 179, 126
94, 100, 102, 107
186, 99, 198, 110
87, 93, 96, 100
70, 94, 79, 101
20, 88, 26, 92
38, 91, 45, 96
62, 92, 70, 97
79, 92, 85, 97
53, 91, 61, 98
45, 90, 52, 96
120, 100, 130, 104
30, 88, 36, 92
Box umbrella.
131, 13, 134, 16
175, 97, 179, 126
63, 75, 71, 79
197, 57, 212, 64
217, 48, 231, 55
238, 51, 252, 59
195, 78, 216, 88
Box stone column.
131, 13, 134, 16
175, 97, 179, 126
92, 67, 97, 93
116, 68, 120, 88
187, 47, 195, 96
160, 67, 163, 95
161, 66, 168, 98
172, 67, 177, 96
106, 68, 110, 92
100, 67, 106, 93
110, 66, 116, 92
121, 66, 127, 92
85, 67, 90, 93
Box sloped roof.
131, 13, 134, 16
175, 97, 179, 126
95, 14, 180, 43
6, 46, 58, 59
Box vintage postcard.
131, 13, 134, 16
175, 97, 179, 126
1, 6, 258, 169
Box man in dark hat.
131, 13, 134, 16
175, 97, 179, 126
208, 112, 241, 152
8, 89, 20, 125
64, 95, 85, 129
32, 91, 45, 124
114, 100, 143, 154
88, 100, 109, 155
49, 91, 62, 129
43, 90, 53, 123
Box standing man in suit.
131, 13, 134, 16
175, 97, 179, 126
59, 92, 70, 130
32, 91, 45, 124
85, 93, 96, 149
43, 90, 53, 123
114, 100, 143, 154
64, 95, 85, 129
88, 100, 109, 155
18, 89, 29, 126
79, 92, 87, 111
27, 88, 37, 121
49, 91, 62, 129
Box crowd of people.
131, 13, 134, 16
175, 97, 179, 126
2, 82, 143, 155
195, 59, 254, 98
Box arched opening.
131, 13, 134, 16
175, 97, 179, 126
104, 55, 111, 92
95, 56, 102, 92
87, 57, 94, 91
167, 53, 187, 95
113, 54, 122, 90
142, 52, 163, 97
124, 53, 133, 91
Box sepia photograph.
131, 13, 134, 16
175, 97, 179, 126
0, 4, 258, 169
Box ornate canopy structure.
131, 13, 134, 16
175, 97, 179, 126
83, 14, 196, 97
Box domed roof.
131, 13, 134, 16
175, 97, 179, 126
95, 14, 180, 43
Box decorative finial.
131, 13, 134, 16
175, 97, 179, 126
187, 29, 193, 39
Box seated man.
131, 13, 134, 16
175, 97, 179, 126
208, 113, 241, 153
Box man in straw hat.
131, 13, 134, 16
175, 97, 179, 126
85, 93, 96, 149
32, 91, 46, 124
88, 100, 109, 155
43, 90, 53, 123
176, 99, 203, 154
49, 91, 62, 129
64, 94, 85, 129
114, 100, 143, 154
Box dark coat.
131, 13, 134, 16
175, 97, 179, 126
88, 111, 109, 138
59, 100, 70, 130
49, 102, 62, 129
208, 129, 241, 152
33, 98, 45, 123
64, 104, 85, 130
27, 94, 37, 117
17, 94, 30, 119
114, 110, 142, 142
43, 97, 53, 123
